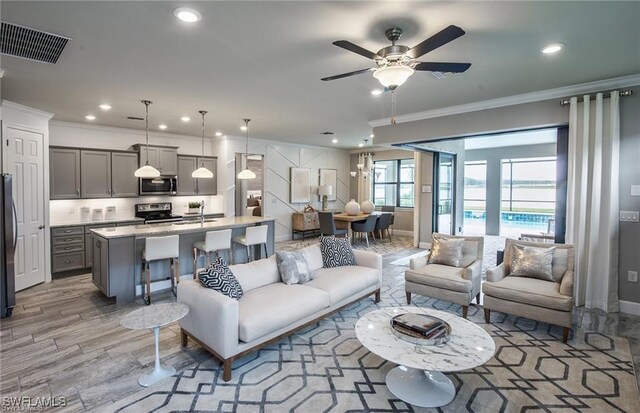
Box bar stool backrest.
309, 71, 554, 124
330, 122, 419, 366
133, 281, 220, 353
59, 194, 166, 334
145, 235, 179, 261
205, 229, 232, 252
245, 225, 268, 245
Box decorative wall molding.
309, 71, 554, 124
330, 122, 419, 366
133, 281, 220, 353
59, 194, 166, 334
2, 100, 54, 120
369, 74, 640, 127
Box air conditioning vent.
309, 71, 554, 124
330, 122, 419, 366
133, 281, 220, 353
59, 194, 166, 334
1, 21, 70, 64
125, 116, 144, 121
320, 131, 335, 135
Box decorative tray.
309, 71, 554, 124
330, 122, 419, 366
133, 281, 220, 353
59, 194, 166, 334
389, 313, 451, 346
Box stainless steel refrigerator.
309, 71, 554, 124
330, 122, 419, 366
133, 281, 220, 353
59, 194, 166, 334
1, 174, 16, 317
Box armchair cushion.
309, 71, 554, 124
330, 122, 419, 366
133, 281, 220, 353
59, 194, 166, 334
429, 233, 484, 267
428, 236, 464, 267
483, 277, 573, 311
510, 244, 556, 282
405, 264, 471, 293
504, 239, 574, 283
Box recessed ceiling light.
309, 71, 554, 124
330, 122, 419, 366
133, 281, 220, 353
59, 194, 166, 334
540, 42, 564, 55
85, 115, 96, 121
369, 134, 374, 138
358, 143, 364, 147
173, 8, 201, 23
98, 104, 111, 110
215, 131, 222, 137
371, 89, 383, 96
181, 116, 190, 122
332, 138, 338, 144
223, 135, 228, 139
158, 124, 168, 130
240, 125, 247, 131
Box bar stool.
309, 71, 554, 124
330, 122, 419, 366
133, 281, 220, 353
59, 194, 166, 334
141, 235, 180, 305
192, 229, 233, 278
232, 225, 268, 263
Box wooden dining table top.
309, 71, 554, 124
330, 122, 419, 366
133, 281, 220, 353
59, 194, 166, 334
333, 211, 385, 222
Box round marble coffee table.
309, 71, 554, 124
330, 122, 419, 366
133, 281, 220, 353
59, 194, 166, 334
120, 303, 189, 387
355, 307, 495, 408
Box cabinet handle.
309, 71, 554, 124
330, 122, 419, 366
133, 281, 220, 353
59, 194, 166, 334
64, 230, 73, 233
64, 260, 73, 264
64, 247, 73, 250
64, 238, 74, 242
76, 189, 80, 196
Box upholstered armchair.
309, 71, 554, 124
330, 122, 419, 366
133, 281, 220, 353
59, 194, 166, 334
483, 238, 575, 343
405, 233, 484, 318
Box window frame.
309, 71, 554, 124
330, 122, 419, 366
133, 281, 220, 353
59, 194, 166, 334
372, 158, 415, 208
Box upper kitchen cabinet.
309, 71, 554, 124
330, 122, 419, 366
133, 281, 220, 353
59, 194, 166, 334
50, 147, 81, 199
134, 144, 178, 176
81, 150, 112, 198
197, 157, 217, 195
177, 155, 198, 196
111, 152, 139, 197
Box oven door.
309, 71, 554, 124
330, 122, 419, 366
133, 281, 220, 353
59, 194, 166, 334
139, 177, 177, 195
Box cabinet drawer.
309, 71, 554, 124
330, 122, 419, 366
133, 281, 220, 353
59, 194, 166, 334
52, 243, 84, 255
52, 252, 85, 273
52, 235, 85, 246
52, 226, 84, 237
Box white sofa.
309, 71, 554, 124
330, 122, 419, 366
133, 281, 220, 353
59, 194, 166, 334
178, 243, 382, 381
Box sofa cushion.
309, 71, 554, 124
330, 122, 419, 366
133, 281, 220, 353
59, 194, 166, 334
405, 264, 471, 293
306, 266, 379, 305
238, 283, 330, 342
483, 276, 572, 311
320, 236, 355, 268
230, 255, 280, 292
299, 244, 324, 272
198, 257, 244, 299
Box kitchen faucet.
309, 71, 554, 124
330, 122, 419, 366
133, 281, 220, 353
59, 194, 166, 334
200, 200, 205, 224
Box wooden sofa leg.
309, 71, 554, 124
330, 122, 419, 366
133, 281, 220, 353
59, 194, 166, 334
562, 327, 570, 344
484, 308, 490, 323
374, 290, 381, 303
223, 359, 233, 382
406, 292, 411, 305
462, 305, 468, 319
180, 329, 188, 348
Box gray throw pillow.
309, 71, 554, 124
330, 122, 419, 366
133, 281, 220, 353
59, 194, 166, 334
510, 244, 556, 281
276, 250, 312, 284
428, 236, 465, 267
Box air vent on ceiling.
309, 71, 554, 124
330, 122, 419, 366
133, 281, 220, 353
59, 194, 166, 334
1, 21, 70, 64
320, 131, 335, 135
125, 116, 144, 121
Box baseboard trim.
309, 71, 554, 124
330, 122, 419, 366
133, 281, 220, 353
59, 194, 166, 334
620, 300, 640, 316
418, 242, 431, 250
392, 230, 413, 237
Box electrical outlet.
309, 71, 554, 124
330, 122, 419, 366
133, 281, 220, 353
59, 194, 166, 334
629, 271, 638, 283
620, 211, 640, 222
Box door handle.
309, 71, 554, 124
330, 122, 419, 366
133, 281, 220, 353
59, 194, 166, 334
38, 225, 45, 230
12, 201, 18, 249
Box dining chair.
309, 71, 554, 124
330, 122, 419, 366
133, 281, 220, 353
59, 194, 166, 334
351, 215, 378, 247
381, 205, 395, 234
318, 211, 347, 237
374, 213, 393, 242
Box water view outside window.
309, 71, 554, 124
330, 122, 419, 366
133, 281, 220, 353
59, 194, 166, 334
500, 157, 556, 237
463, 161, 487, 235
373, 159, 415, 207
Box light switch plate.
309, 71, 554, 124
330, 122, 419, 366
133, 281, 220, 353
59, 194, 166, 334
620, 211, 640, 222
629, 271, 638, 283
631, 185, 640, 197
422, 185, 432, 193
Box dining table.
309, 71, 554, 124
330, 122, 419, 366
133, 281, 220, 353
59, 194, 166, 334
333, 211, 384, 239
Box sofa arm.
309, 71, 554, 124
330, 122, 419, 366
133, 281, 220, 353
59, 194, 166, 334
463, 259, 482, 281
178, 280, 239, 359
559, 270, 574, 297
353, 249, 382, 285
486, 263, 506, 282
410, 255, 429, 270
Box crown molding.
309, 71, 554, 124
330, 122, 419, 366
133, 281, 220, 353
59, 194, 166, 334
2, 100, 54, 120
50, 120, 206, 141
369, 74, 640, 127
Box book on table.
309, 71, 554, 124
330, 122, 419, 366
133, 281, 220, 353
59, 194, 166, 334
392, 313, 446, 338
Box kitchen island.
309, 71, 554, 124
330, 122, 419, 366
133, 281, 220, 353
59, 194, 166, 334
90, 216, 275, 303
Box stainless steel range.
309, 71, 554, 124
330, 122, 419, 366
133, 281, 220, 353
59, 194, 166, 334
135, 203, 183, 224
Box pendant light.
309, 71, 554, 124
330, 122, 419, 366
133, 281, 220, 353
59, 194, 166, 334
134, 100, 161, 178
237, 118, 256, 180
191, 110, 214, 178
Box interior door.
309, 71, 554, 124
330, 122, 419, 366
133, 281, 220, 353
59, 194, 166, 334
4, 125, 46, 291
435, 153, 455, 235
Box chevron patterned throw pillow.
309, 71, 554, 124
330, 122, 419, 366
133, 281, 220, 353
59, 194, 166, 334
320, 236, 356, 268
197, 257, 244, 299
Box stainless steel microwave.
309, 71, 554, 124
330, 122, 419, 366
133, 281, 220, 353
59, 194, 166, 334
139, 176, 177, 195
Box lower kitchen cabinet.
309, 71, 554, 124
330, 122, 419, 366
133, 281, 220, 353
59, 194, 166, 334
92, 235, 135, 301
51, 226, 85, 273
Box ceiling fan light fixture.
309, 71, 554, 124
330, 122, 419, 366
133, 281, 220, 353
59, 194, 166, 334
373, 65, 414, 89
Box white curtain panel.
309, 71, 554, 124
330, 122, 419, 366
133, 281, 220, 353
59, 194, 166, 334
566, 92, 620, 313
357, 153, 372, 203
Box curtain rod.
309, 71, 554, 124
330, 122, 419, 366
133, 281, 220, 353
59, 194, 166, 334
559, 89, 633, 106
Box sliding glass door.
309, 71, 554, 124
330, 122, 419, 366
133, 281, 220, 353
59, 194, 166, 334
435, 153, 456, 235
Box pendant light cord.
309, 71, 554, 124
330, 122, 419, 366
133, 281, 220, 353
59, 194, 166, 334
391, 91, 397, 125
142, 100, 152, 165
244, 119, 251, 157
199, 110, 208, 167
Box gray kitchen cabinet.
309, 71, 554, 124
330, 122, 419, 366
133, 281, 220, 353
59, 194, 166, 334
85, 224, 115, 268
51, 225, 85, 273
92, 237, 109, 294
159, 147, 178, 175
111, 152, 139, 197
50, 148, 81, 199
81, 150, 112, 198
196, 157, 217, 195
138, 146, 159, 169
177, 156, 198, 195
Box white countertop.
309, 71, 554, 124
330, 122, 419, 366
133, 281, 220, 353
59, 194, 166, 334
91, 216, 275, 239
50, 218, 144, 228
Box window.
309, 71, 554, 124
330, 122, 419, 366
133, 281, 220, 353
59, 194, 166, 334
463, 161, 487, 235
372, 158, 415, 208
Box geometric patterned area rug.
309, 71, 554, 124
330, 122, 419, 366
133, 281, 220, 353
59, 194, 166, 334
101, 246, 640, 412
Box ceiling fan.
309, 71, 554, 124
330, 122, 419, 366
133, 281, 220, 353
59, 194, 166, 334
321, 25, 471, 89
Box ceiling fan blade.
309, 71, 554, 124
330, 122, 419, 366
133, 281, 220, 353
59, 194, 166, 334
408, 25, 466, 59
414, 62, 471, 73
321, 68, 374, 81
333, 40, 379, 60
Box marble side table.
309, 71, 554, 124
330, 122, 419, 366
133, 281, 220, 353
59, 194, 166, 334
120, 303, 189, 387
355, 307, 495, 408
